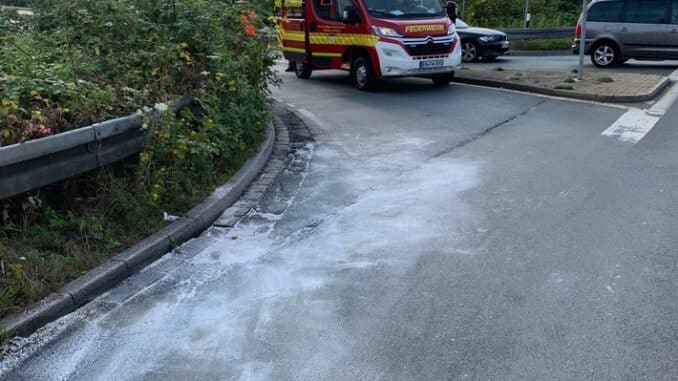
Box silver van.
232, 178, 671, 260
572, 0, 678, 67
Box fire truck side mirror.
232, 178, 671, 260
342, 5, 359, 24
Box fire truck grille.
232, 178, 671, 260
405, 42, 451, 56
412, 55, 447, 60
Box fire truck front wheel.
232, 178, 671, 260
351, 56, 376, 91
294, 62, 312, 79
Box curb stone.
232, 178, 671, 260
214, 113, 295, 227
1, 121, 277, 339
453, 74, 671, 103
508, 50, 571, 56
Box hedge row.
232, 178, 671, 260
0, 0, 277, 319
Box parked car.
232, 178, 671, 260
455, 19, 510, 62
573, 0, 678, 67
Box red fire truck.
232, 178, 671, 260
274, 0, 461, 90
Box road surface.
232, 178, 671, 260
2, 63, 678, 380
473, 54, 678, 77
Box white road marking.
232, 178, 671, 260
602, 68, 678, 144
601, 109, 662, 143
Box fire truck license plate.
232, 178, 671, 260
420, 59, 444, 69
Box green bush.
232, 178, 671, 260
0, 1, 29, 6
0, 0, 276, 319
1, 0, 275, 145
462, 0, 580, 28
510, 38, 573, 51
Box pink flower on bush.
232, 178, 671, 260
39, 127, 52, 137
30, 124, 52, 138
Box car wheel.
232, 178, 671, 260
431, 72, 455, 86
294, 61, 312, 79
590, 42, 619, 68
351, 56, 375, 91
462, 40, 479, 62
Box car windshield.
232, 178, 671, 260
455, 19, 469, 28
363, 0, 445, 19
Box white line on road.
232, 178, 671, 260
601, 109, 662, 143
601, 69, 678, 144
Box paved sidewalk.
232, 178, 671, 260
455, 66, 670, 103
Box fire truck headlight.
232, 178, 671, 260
447, 24, 456, 36
382, 47, 400, 56
373, 26, 403, 38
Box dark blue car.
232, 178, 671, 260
455, 19, 510, 62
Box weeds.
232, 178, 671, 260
511, 38, 572, 51
0, 0, 275, 319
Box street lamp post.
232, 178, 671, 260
578, 0, 588, 80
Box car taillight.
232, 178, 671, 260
575, 24, 582, 38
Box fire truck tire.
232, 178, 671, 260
431, 72, 455, 86
351, 56, 375, 91
295, 62, 313, 79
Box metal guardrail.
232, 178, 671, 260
0, 111, 157, 200
502, 27, 574, 40
0, 5, 33, 16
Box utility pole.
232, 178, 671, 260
523, 0, 530, 29
578, 0, 588, 80
461, 0, 466, 19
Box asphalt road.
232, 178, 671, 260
472, 54, 678, 76
3, 64, 678, 380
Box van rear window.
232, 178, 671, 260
587, 1, 623, 22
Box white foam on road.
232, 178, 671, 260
601, 68, 678, 144
0, 140, 480, 380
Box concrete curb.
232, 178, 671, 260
453, 74, 671, 103
508, 50, 572, 56
1, 122, 276, 338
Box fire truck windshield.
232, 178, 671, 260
363, 0, 445, 19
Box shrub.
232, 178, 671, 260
0, 0, 277, 318
510, 38, 573, 51
1, 0, 276, 146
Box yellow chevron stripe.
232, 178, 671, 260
282, 47, 306, 53
281, 30, 306, 42
282, 48, 341, 58
313, 52, 342, 57
278, 29, 379, 47
309, 33, 378, 47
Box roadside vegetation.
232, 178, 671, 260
0, 0, 276, 319
511, 38, 572, 51
0, 1, 28, 6
463, 0, 580, 28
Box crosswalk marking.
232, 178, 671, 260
602, 68, 678, 144
601, 109, 661, 143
